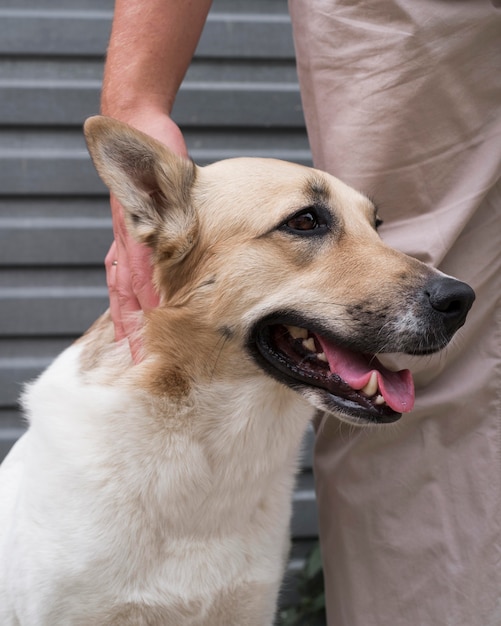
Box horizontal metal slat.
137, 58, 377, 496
0, 10, 112, 56
0, 218, 112, 265
0, 82, 303, 127
0, 358, 48, 406
0, 288, 108, 335
0, 154, 101, 195
199, 14, 295, 59
0, 81, 100, 125
0, 0, 114, 10
0, 339, 74, 407
176, 83, 303, 127
0, 12, 294, 60
291, 471, 318, 538
0, 408, 27, 429
0, 197, 110, 218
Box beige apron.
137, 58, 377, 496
289, 1, 501, 624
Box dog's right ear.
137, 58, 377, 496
84, 115, 198, 262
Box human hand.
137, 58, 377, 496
104, 109, 188, 361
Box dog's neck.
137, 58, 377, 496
63, 311, 314, 536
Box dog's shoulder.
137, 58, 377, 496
19, 315, 144, 465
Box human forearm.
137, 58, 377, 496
101, 0, 213, 120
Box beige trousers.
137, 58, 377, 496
289, 1, 501, 624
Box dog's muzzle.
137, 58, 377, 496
247, 276, 475, 426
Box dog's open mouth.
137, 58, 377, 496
250, 318, 415, 424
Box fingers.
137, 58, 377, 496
112, 200, 159, 315
107, 196, 160, 359
105, 241, 123, 341
105, 240, 141, 344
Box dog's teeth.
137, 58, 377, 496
302, 337, 316, 352
286, 325, 308, 340
361, 371, 378, 397
317, 352, 327, 362
374, 394, 386, 405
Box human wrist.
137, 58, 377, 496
99, 101, 188, 157
100, 94, 171, 124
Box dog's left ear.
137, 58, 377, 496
84, 115, 197, 262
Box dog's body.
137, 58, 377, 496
0, 323, 302, 625
0, 117, 474, 625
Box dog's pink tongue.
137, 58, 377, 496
316, 336, 415, 413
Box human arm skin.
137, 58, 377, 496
101, 0, 213, 359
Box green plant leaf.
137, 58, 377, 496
305, 543, 323, 579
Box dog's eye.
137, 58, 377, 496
280, 207, 329, 235
375, 217, 384, 230
288, 211, 318, 230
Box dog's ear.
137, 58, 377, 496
84, 115, 197, 262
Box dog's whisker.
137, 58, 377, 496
208, 334, 230, 382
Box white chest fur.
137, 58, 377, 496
0, 343, 313, 625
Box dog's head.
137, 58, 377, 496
84, 116, 474, 426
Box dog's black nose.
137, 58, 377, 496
425, 276, 475, 332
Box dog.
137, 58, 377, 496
0, 116, 475, 625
